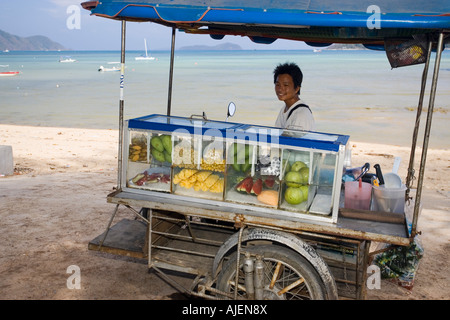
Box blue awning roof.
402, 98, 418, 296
81, 1, 450, 44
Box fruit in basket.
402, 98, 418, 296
151, 148, 166, 163
161, 135, 172, 153
150, 136, 164, 152
236, 176, 253, 194
257, 190, 279, 206
291, 161, 307, 172
285, 171, 302, 187
284, 186, 305, 205
250, 178, 263, 195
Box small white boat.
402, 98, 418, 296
98, 65, 120, 72
59, 56, 77, 63
0, 71, 19, 77
135, 39, 155, 61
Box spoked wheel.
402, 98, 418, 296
216, 245, 327, 300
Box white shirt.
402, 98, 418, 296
275, 100, 315, 131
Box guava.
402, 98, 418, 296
299, 167, 309, 184
299, 185, 309, 202
284, 187, 304, 205
291, 161, 307, 172
284, 171, 302, 187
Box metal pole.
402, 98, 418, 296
405, 39, 433, 199
117, 20, 126, 189
411, 32, 444, 239
167, 27, 176, 116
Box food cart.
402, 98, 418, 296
81, 1, 449, 300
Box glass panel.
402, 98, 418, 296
171, 134, 224, 200
126, 130, 171, 192
224, 141, 281, 208
141, 115, 238, 130
280, 149, 311, 213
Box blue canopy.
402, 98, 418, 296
82, 0, 450, 45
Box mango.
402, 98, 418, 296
151, 148, 166, 163
151, 136, 164, 152
164, 151, 172, 163
161, 135, 172, 153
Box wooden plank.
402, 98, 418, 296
88, 219, 147, 259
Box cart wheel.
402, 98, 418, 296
216, 245, 327, 300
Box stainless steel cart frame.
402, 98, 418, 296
83, 1, 448, 300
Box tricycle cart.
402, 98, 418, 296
82, 1, 449, 300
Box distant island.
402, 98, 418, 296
0, 29, 66, 51
325, 43, 367, 50
179, 42, 242, 51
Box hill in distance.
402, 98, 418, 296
179, 42, 242, 51
0, 29, 66, 51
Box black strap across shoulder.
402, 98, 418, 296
287, 103, 311, 120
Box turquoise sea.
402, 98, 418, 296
0, 49, 449, 148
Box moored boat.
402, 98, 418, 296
0, 71, 19, 77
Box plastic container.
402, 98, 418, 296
344, 180, 372, 210
372, 184, 407, 214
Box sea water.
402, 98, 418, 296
0, 50, 449, 148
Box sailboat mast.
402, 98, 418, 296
144, 39, 148, 57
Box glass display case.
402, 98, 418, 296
123, 114, 349, 223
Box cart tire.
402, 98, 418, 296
216, 245, 327, 300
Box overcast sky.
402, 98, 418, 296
0, 0, 310, 51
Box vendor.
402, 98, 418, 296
274, 62, 315, 131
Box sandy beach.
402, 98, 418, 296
0, 124, 448, 300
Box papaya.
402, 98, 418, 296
257, 190, 279, 206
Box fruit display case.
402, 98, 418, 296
122, 114, 349, 223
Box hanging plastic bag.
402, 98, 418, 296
373, 236, 424, 290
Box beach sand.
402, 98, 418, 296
0, 124, 448, 300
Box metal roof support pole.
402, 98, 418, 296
411, 32, 445, 239
118, 20, 126, 189
167, 27, 176, 116
405, 39, 433, 199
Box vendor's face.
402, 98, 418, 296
275, 74, 300, 104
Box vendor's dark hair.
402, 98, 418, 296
273, 62, 303, 91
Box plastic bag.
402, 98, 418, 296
373, 236, 424, 290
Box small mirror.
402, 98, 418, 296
226, 102, 236, 121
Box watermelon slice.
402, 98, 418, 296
251, 178, 263, 195
264, 176, 275, 188
236, 176, 253, 194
